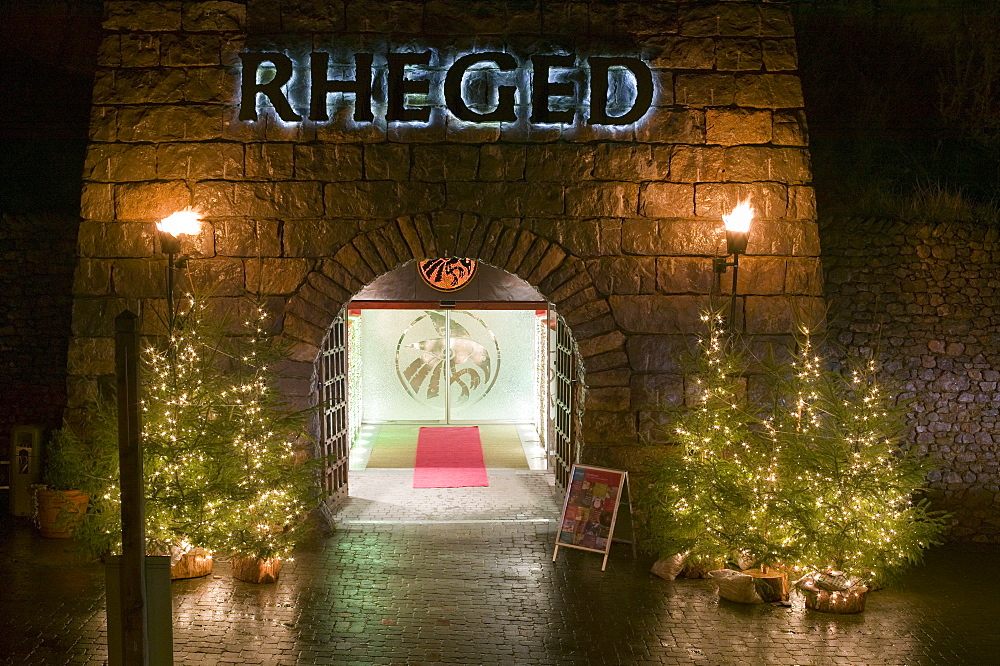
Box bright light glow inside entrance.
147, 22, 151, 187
359, 309, 541, 423
348, 308, 550, 472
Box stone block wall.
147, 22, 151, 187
70, 0, 821, 469
822, 217, 1000, 542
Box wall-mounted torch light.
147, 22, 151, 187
156, 208, 202, 331
714, 198, 754, 331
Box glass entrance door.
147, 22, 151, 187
359, 309, 540, 424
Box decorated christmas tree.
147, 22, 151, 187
203, 299, 313, 563
643, 313, 949, 593
770, 330, 949, 588
142, 294, 238, 555
643, 313, 798, 571
75, 293, 314, 574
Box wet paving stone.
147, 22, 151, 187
2, 509, 999, 665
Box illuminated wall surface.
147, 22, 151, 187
61, 0, 1000, 539
68, 1, 837, 517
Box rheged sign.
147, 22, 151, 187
238, 50, 655, 126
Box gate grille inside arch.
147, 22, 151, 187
552, 313, 579, 495
316, 311, 350, 508
314, 294, 583, 504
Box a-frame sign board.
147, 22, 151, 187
552, 464, 636, 571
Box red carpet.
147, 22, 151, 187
413, 427, 489, 488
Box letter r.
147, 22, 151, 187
239, 52, 302, 122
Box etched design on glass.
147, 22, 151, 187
395, 311, 500, 407
417, 258, 477, 292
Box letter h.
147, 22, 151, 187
309, 52, 375, 122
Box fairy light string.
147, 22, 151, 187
95, 293, 311, 563
644, 312, 948, 587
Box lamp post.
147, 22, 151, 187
714, 198, 754, 332
156, 209, 202, 332
107, 207, 201, 666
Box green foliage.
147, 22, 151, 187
141, 294, 240, 554
44, 401, 118, 494
193, 297, 315, 560
642, 314, 949, 587
769, 334, 950, 586
44, 400, 121, 558
642, 313, 798, 570
76, 294, 315, 561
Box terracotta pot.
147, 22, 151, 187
231, 556, 281, 584
35, 489, 89, 538
171, 547, 214, 580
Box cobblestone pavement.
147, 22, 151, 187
3, 474, 999, 665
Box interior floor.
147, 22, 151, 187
349, 423, 547, 471
341, 422, 557, 524
335, 469, 561, 524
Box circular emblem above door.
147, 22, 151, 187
417, 258, 477, 292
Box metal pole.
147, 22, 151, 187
730, 252, 740, 333
115, 310, 148, 666
165, 252, 175, 334
444, 310, 451, 424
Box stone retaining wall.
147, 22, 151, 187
70, 1, 821, 471
822, 217, 1000, 542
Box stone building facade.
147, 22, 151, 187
823, 217, 1000, 542
69, 1, 821, 496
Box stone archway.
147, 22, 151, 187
66, 0, 826, 507
278, 215, 625, 438
275, 216, 611, 512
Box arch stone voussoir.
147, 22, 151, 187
286, 294, 334, 336
516, 237, 549, 278
298, 273, 350, 316
367, 227, 405, 268
353, 234, 390, 276
283, 312, 327, 349
399, 215, 437, 260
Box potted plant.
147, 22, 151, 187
35, 402, 118, 539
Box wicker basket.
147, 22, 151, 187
171, 547, 214, 580
802, 586, 868, 614
231, 556, 281, 584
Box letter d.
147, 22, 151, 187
588, 57, 653, 126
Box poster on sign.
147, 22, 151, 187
552, 464, 635, 571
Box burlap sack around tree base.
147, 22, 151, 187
709, 568, 764, 603
650, 553, 686, 580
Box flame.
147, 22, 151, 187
157, 208, 203, 237
723, 198, 754, 232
